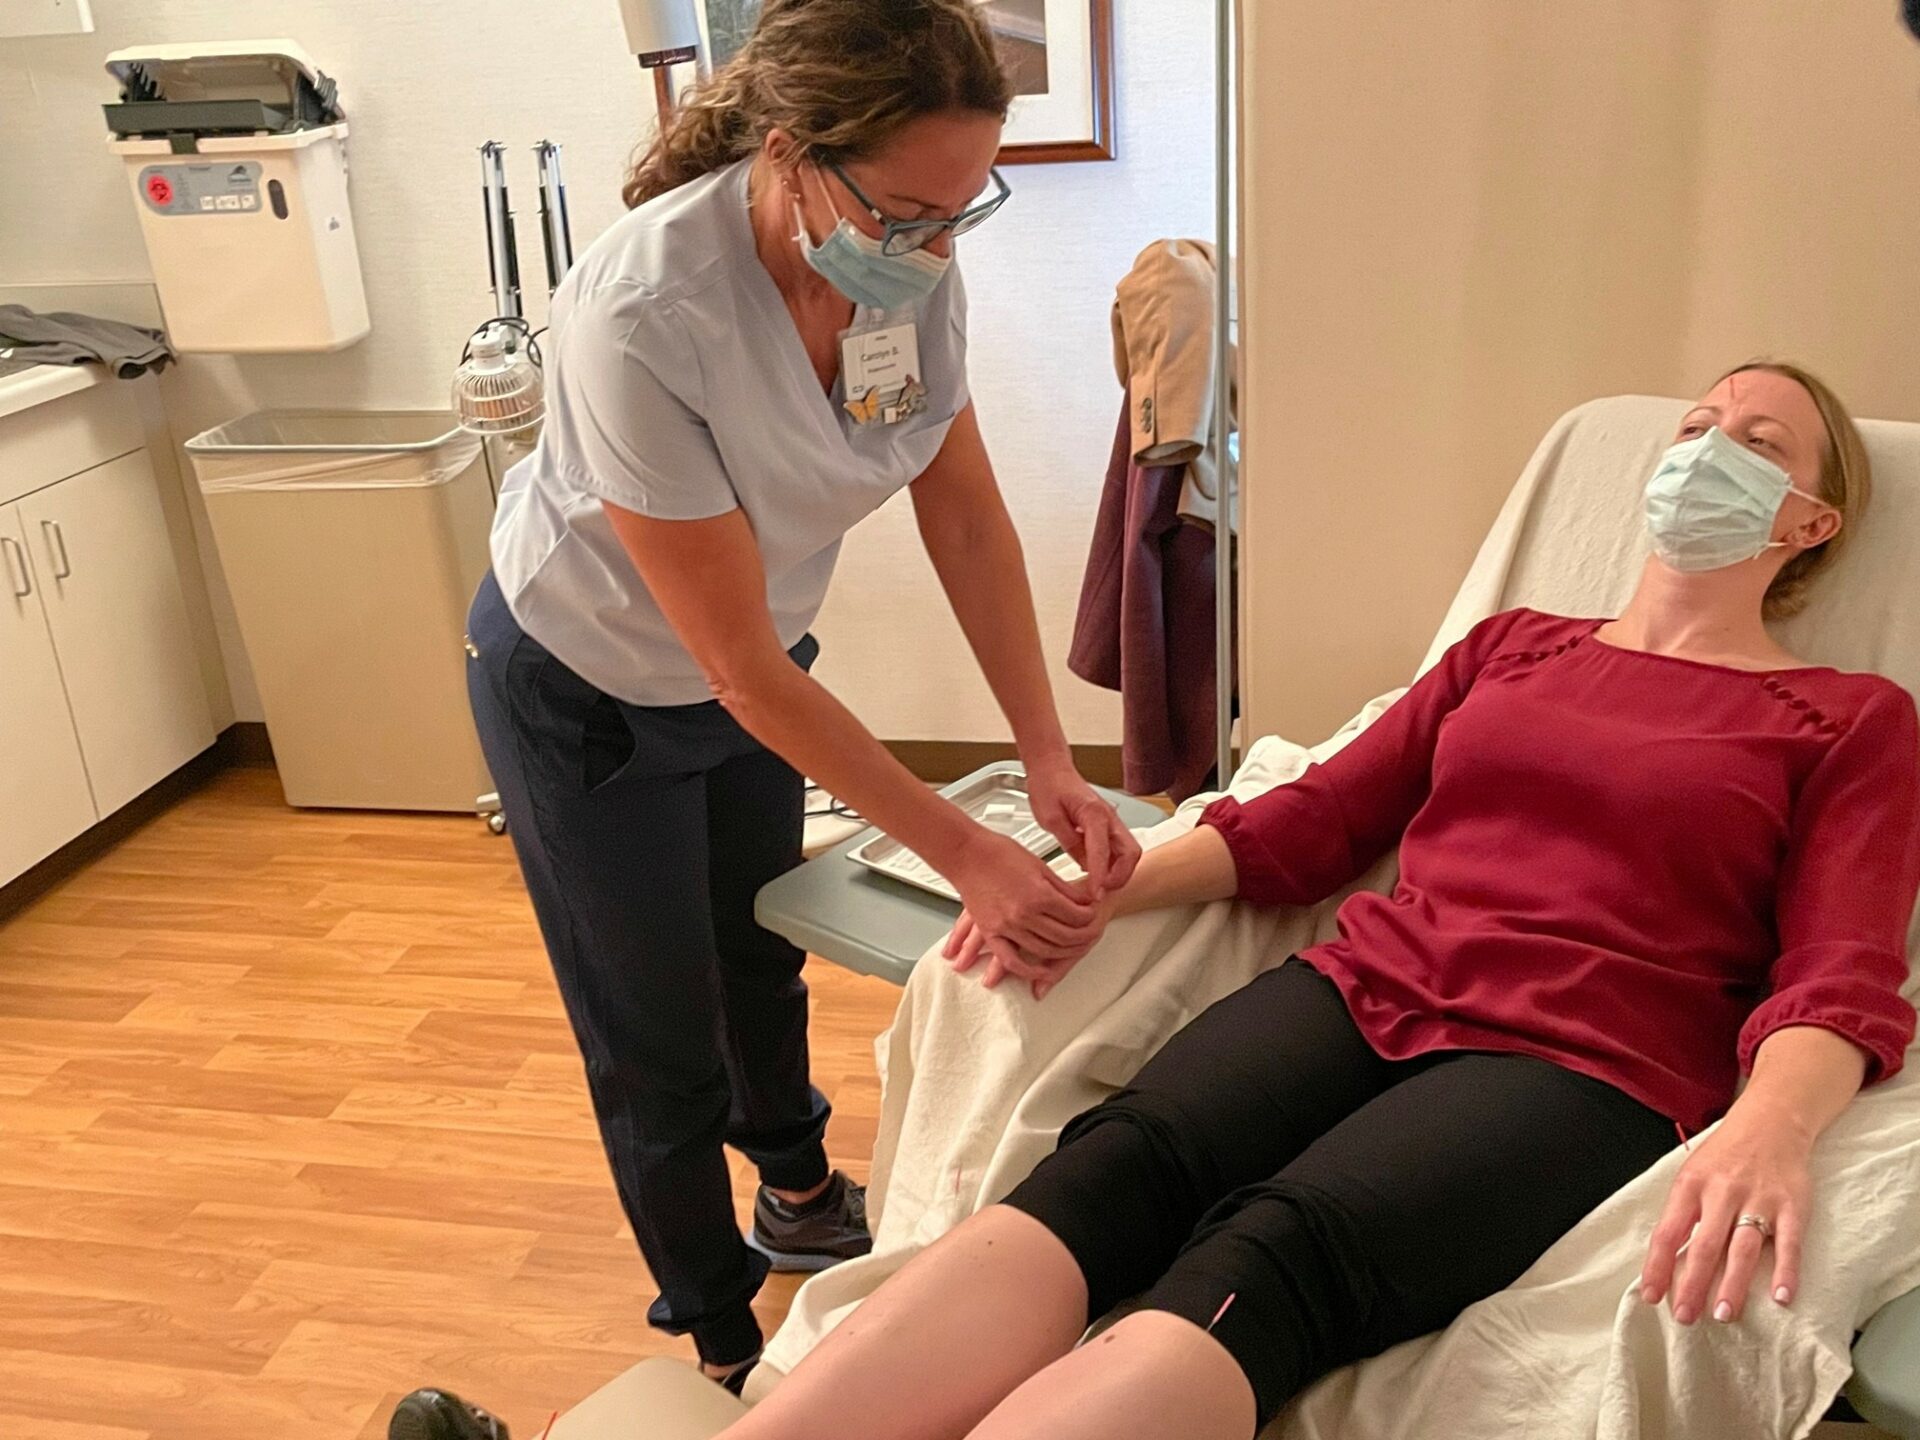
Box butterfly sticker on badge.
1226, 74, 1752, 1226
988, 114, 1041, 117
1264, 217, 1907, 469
845, 387, 884, 426
845, 375, 930, 428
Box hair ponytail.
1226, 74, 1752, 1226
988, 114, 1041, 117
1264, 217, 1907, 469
623, 66, 759, 208
622, 0, 1012, 210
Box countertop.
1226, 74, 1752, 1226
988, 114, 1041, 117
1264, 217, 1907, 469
0, 362, 107, 424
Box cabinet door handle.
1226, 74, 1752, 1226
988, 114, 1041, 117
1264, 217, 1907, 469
0, 536, 28, 598
42, 520, 71, 580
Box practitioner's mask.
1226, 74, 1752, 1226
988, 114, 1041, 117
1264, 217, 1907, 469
792, 194, 949, 312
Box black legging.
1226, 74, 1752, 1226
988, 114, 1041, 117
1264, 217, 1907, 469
1003, 962, 1673, 1425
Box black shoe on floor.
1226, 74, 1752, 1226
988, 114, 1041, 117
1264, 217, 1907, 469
388, 1389, 510, 1440
747, 1169, 871, 1272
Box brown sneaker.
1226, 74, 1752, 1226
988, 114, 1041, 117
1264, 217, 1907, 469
747, 1170, 871, 1273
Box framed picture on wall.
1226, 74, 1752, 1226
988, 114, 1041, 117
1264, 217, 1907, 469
695, 0, 1116, 165
982, 0, 1115, 164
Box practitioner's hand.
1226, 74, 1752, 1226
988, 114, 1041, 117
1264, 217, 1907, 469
943, 888, 1118, 1000
945, 829, 1098, 975
1638, 1110, 1811, 1325
1025, 760, 1142, 901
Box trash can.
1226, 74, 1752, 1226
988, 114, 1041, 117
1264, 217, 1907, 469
186, 411, 494, 812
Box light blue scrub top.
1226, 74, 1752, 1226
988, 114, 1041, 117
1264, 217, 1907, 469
491, 157, 971, 707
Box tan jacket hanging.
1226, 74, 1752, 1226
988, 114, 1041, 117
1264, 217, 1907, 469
1110, 237, 1236, 530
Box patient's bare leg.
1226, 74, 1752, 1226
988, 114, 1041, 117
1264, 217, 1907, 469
718, 1205, 1088, 1440
962, 1310, 1256, 1440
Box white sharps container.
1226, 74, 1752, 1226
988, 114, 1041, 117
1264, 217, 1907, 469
103, 41, 370, 353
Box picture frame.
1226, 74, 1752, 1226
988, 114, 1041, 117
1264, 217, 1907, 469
984, 0, 1116, 165
694, 0, 1116, 166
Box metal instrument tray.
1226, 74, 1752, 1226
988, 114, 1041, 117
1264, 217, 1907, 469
848, 767, 1060, 902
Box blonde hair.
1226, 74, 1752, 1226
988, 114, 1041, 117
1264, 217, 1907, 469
623, 0, 1013, 210
1717, 360, 1872, 621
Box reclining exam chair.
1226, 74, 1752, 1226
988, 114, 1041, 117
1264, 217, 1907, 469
545, 395, 1920, 1439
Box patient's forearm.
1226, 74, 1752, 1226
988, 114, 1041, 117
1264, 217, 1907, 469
1729, 1026, 1868, 1147
1111, 826, 1240, 916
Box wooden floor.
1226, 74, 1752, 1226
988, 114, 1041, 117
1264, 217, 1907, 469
0, 767, 900, 1440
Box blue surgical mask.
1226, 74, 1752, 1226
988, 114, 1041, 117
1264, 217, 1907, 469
792, 198, 949, 312
1642, 426, 1824, 573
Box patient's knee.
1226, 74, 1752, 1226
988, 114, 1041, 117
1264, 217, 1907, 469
1056, 1091, 1226, 1216
1140, 1181, 1372, 1422
1000, 1092, 1230, 1320
1071, 1309, 1260, 1435
952, 1205, 1089, 1293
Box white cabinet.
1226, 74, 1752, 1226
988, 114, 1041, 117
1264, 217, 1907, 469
0, 371, 218, 888
0, 505, 97, 883
19, 449, 214, 819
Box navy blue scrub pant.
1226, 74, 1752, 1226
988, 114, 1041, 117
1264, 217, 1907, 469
466, 572, 830, 1365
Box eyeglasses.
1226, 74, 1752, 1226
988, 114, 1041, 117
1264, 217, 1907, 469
825, 162, 1012, 256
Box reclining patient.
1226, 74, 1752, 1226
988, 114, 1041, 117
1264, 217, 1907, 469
719, 361, 1920, 1440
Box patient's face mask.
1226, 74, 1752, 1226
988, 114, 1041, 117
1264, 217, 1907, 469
1642, 426, 1825, 573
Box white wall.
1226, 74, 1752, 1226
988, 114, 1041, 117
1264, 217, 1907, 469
1237, 0, 1920, 745
0, 0, 1218, 743
814, 2, 1217, 743
1676, 2, 1920, 411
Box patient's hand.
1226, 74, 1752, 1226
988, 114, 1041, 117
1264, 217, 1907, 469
944, 893, 1117, 1001
1637, 1109, 1813, 1326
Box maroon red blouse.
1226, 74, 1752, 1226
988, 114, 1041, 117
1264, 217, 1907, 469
1201, 609, 1920, 1131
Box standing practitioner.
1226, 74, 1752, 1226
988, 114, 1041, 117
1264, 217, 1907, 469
460, 0, 1141, 1400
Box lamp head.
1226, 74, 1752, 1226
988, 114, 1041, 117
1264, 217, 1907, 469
618, 0, 699, 65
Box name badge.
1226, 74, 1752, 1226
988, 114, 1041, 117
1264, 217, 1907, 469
841, 318, 927, 427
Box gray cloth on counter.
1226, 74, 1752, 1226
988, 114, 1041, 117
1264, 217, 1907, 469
0, 305, 173, 378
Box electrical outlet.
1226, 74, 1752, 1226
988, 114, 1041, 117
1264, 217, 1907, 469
0, 0, 95, 39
